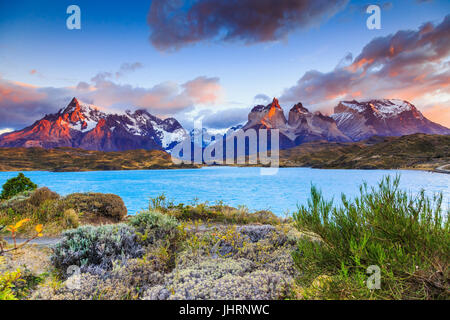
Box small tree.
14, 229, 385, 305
0, 173, 37, 200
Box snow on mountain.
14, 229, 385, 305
332, 99, 449, 140
242, 98, 350, 148
1, 97, 448, 153
0, 97, 187, 152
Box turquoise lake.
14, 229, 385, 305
0, 167, 448, 215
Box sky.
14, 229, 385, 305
0, 0, 449, 133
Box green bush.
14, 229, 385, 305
128, 210, 179, 245
0, 173, 37, 201
292, 175, 449, 300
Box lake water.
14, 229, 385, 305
0, 167, 448, 215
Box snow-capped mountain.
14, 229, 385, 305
0, 98, 187, 152
331, 99, 450, 141
0, 97, 448, 154
242, 98, 351, 148
189, 125, 245, 148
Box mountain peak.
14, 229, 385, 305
290, 102, 309, 114
70, 97, 79, 105
270, 98, 281, 109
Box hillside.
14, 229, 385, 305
0, 147, 196, 172
279, 134, 450, 171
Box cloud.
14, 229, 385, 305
281, 15, 450, 122
0, 78, 69, 129
115, 62, 143, 78
200, 107, 249, 129
182, 76, 223, 104
422, 103, 450, 127
254, 94, 271, 104
147, 0, 349, 51
0, 69, 223, 130
82, 75, 223, 115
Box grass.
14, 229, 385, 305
292, 175, 449, 299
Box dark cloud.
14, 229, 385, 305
254, 94, 271, 103
281, 15, 450, 116
0, 79, 71, 129
147, 0, 349, 51
115, 62, 143, 78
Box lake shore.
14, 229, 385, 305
0, 134, 448, 173
1, 176, 448, 300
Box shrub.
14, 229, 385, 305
32, 258, 165, 300
128, 210, 179, 245
142, 258, 292, 300
64, 193, 127, 222
148, 194, 283, 225
237, 225, 276, 243
51, 224, 144, 275
29, 187, 59, 207
0, 173, 37, 201
292, 175, 449, 300
62, 209, 79, 229
0, 256, 21, 300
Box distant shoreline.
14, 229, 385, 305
0, 133, 448, 173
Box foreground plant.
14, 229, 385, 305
293, 175, 449, 300
0, 219, 44, 255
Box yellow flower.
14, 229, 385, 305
14, 218, 30, 229
35, 224, 44, 237
7, 218, 30, 233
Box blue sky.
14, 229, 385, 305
0, 0, 449, 131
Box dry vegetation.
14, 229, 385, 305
279, 134, 450, 171
0, 147, 197, 172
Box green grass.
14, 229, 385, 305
292, 175, 449, 299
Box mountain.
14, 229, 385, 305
1, 97, 448, 155
287, 103, 351, 144
0, 98, 187, 152
331, 99, 450, 141
242, 98, 350, 148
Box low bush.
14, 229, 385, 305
0, 189, 129, 236
62, 209, 79, 229
28, 187, 59, 207
64, 193, 127, 222
293, 175, 449, 300
128, 210, 179, 245
32, 258, 165, 300
148, 195, 282, 225
51, 224, 144, 275
143, 258, 292, 300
